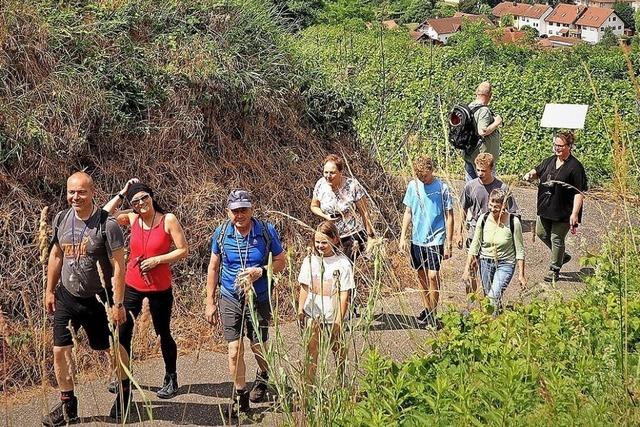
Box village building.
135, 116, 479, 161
492, 2, 553, 35
575, 6, 624, 43
575, 0, 639, 12
417, 13, 492, 44
545, 3, 587, 37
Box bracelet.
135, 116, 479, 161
117, 193, 125, 200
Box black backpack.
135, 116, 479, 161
448, 104, 483, 152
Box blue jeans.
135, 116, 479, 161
464, 160, 477, 182
479, 258, 515, 309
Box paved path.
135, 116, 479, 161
5, 182, 633, 426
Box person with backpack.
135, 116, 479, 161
456, 153, 517, 297
102, 179, 189, 401
523, 131, 587, 282
297, 221, 354, 383
450, 81, 503, 181
205, 189, 286, 419
43, 172, 129, 426
399, 156, 454, 329
463, 189, 526, 311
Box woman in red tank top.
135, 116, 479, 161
104, 179, 188, 400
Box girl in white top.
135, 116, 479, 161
297, 221, 355, 382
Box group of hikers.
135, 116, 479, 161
41, 81, 588, 425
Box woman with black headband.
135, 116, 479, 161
103, 179, 188, 401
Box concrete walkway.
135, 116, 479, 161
6, 182, 631, 426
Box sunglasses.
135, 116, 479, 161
553, 144, 568, 149
130, 194, 150, 205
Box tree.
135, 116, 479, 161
272, 0, 325, 30
600, 26, 619, 47
399, 0, 437, 23
319, 0, 376, 24
520, 24, 538, 40
500, 14, 514, 27
613, 2, 635, 31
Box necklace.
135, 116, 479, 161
71, 205, 95, 262
139, 211, 157, 259
234, 222, 252, 297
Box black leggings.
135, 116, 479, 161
119, 286, 177, 374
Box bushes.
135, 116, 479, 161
343, 231, 640, 425
292, 24, 640, 185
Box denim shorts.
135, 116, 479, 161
410, 244, 444, 271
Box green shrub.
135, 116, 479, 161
342, 230, 640, 425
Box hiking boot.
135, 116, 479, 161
156, 373, 178, 399
228, 389, 250, 419
544, 270, 559, 283
107, 379, 118, 394
562, 253, 572, 265
418, 312, 443, 330
42, 397, 78, 427
416, 309, 427, 322
109, 388, 131, 422
249, 371, 268, 403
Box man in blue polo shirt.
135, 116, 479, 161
205, 190, 285, 419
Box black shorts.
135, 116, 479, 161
218, 296, 271, 343
410, 244, 444, 272
53, 285, 112, 350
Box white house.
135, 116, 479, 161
492, 2, 553, 35
545, 4, 586, 37
575, 6, 624, 43
417, 14, 492, 44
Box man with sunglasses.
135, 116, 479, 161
523, 131, 587, 282
205, 190, 286, 419
43, 172, 129, 426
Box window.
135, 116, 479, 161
612, 16, 616, 21
600, 27, 604, 31
618, 25, 621, 30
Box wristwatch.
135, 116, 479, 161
117, 193, 125, 200
115, 302, 123, 309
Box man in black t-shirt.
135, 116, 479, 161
523, 132, 587, 282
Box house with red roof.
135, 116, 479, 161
575, 6, 624, 43
417, 13, 492, 44
544, 4, 586, 38
575, 0, 638, 12
492, 2, 553, 36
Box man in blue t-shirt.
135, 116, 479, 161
399, 156, 454, 329
205, 190, 285, 419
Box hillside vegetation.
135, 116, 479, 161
0, 0, 399, 391
291, 23, 640, 185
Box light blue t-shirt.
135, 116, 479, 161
211, 219, 284, 302
403, 178, 453, 246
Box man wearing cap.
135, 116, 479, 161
463, 81, 503, 181
205, 190, 286, 418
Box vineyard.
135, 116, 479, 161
291, 22, 640, 186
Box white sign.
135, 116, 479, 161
540, 104, 589, 129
